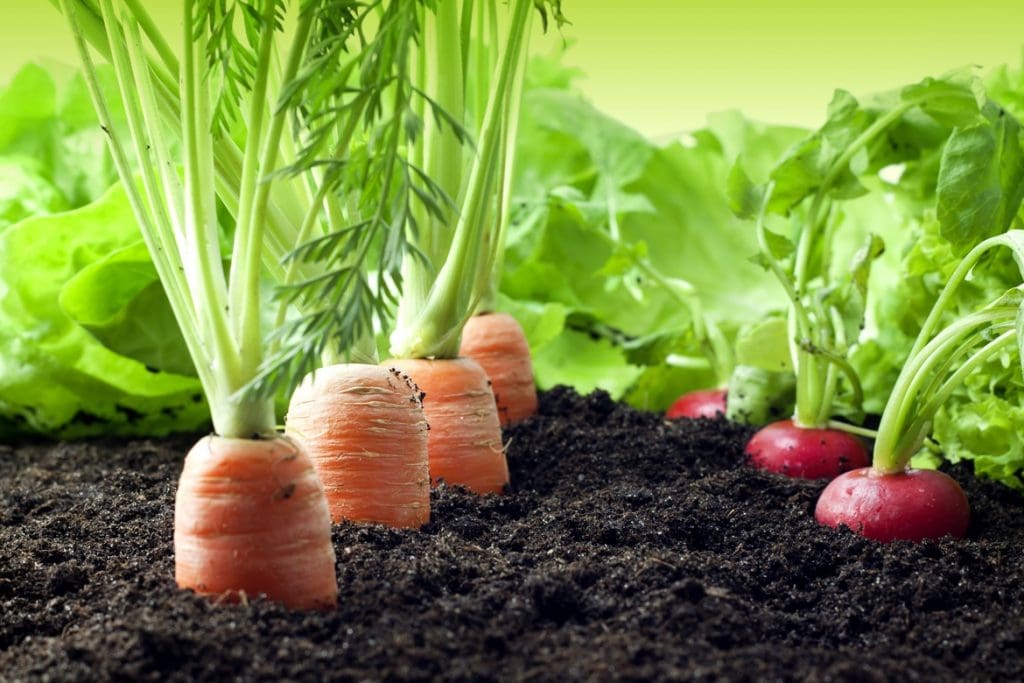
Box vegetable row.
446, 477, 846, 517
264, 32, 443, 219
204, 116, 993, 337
0, 0, 1020, 609
46, 0, 556, 610
663, 70, 1024, 543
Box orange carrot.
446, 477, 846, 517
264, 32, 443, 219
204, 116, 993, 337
175, 435, 338, 610
286, 364, 430, 529
385, 357, 509, 494
459, 312, 538, 426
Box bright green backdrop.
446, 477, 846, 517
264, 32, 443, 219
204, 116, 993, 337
3, 2, 1022, 135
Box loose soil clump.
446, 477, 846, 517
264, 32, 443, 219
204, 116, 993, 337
2, 387, 1023, 681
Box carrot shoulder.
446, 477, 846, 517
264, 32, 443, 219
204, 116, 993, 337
286, 364, 430, 528
385, 357, 509, 494
174, 436, 338, 610
459, 312, 537, 426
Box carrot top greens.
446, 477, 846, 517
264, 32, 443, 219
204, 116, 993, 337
57, 0, 434, 437
389, 0, 564, 361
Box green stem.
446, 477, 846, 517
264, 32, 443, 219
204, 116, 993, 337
704, 319, 735, 386
121, 0, 177, 73
399, 0, 465, 331
231, 9, 315, 387
475, 22, 529, 313
181, 0, 241, 392
228, 0, 279, 341
826, 421, 879, 439
67, 0, 279, 437
873, 309, 1015, 472
893, 328, 1016, 462
424, 0, 465, 261
807, 343, 864, 426
753, 182, 820, 426
794, 102, 915, 289
391, 0, 532, 360
811, 305, 857, 427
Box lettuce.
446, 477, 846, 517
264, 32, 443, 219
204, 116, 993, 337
0, 63, 203, 438
0, 160, 67, 231
503, 55, 806, 409
0, 63, 122, 213
0, 183, 208, 438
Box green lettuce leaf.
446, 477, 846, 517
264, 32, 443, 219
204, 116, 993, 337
0, 160, 68, 231
59, 241, 194, 376
0, 63, 122, 210
0, 183, 208, 438
504, 54, 801, 408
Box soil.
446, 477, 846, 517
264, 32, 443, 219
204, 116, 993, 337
2, 386, 1023, 682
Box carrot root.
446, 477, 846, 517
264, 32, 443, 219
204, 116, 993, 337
385, 357, 509, 494
174, 435, 338, 611
459, 312, 537, 425
286, 363, 430, 529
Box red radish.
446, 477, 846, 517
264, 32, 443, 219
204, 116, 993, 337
745, 419, 869, 479
815, 233, 1024, 542
816, 467, 970, 542
665, 388, 727, 420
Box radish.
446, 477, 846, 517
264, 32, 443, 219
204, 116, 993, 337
725, 80, 1020, 482
813, 232, 1024, 542
816, 468, 970, 542
746, 419, 868, 479
729, 135, 888, 477
736, 189, 880, 480
665, 388, 727, 420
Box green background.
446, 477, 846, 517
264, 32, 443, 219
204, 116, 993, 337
3, 2, 1023, 135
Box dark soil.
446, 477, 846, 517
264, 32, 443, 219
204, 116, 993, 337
2, 387, 1023, 682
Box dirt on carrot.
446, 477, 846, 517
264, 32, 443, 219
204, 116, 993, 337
287, 364, 430, 528
1, 387, 1023, 681
385, 357, 509, 494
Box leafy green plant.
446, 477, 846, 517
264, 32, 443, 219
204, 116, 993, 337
0, 184, 207, 437
56, 0, 432, 436
380, 0, 562, 494
729, 70, 1024, 478
503, 60, 800, 408
818, 233, 1024, 542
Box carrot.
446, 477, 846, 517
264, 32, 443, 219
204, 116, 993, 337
286, 364, 430, 529
385, 357, 509, 494
174, 435, 338, 611
459, 312, 538, 426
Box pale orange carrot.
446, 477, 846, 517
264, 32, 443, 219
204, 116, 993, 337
459, 312, 538, 426
285, 364, 430, 529
174, 435, 338, 611
385, 357, 509, 494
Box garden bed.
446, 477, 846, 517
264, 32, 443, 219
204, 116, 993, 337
2, 387, 1023, 681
